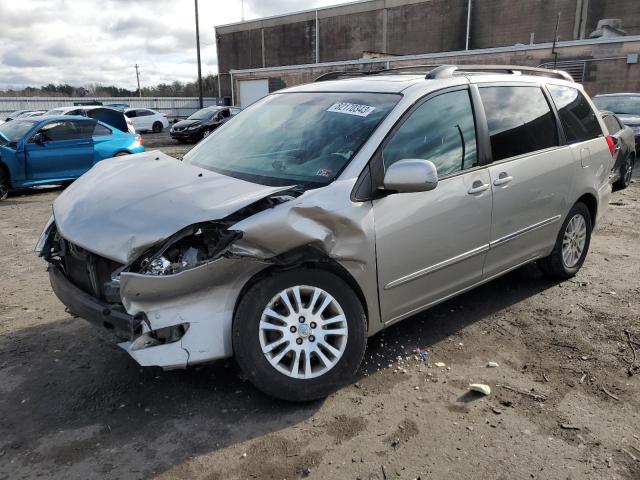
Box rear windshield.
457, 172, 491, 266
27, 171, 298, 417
593, 96, 640, 116
184, 92, 400, 187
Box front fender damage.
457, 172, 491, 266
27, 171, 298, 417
119, 180, 380, 368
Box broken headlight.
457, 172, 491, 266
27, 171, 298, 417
136, 223, 241, 276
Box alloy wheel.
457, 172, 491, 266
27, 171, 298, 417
259, 285, 348, 379
562, 214, 587, 268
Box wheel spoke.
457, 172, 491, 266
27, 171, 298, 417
308, 288, 322, 312
262, 337, 288, 354
313, 346, 332, 368
290, 349, 301, 376
259, 321, 286, 332
304, 351, 312, 377
321, 314, 345, 326
292, 286, 303, 313
263, 308, 288, 323
323, 327, 348, 337
279, 291, 295, 316
318, 339, 341, 358
271, 345, 293, 364
316, 294, 334, 316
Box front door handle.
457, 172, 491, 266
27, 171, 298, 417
468, 181, 490, 194
493, 173, 513, 186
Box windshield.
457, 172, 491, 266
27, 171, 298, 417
593, 96, 640, 116
188, 108, 218, 120
0, 119, 36, 144
184, 92, 400, 186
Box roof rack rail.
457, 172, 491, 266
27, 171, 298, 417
314, 65, 440, 82
425, 64, 574, 82
314, 70, 378, 82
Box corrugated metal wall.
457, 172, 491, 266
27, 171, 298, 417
0, 97, 222, 120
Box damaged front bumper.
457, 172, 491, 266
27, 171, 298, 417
49, 265, 143, 339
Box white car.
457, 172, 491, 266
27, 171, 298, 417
44, 106, 136, 134
124, 108, 169, 133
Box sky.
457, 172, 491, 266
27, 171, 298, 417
0, 0, 345, 91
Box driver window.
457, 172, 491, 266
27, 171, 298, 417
382, 89, 478, 177
33, 120, 93, 142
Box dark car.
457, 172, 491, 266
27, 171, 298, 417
601, 111, 635, 190
170, 106, 240, 143
593, 94, 640, 149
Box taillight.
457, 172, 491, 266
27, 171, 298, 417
605, 135, 616, 156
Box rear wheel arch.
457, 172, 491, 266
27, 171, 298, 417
575, 193, 597, 225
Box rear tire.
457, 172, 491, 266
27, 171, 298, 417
152, 121, 163, 133
538, 202, 592, 279
613, 155, 634, 190
233, 269, 367, 402
0, 167, 9, 201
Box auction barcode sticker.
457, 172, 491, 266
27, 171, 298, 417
327, 102, 375, 117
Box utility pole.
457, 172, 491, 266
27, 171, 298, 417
134, 64, 142, 97
552, 12, 560, 68
194, 0, 204, 108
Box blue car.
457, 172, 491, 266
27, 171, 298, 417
0, 115, 144, 200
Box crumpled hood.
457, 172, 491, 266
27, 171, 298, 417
617, 114, 640, 127
53, 150, 291, 264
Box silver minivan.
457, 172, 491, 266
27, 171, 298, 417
38, 65, 614, 401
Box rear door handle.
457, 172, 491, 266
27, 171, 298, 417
468, 181, 490, 194
493, 174, 513, 186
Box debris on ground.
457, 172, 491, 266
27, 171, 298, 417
560, 423, 581, 430
434, 362, 446, 368
486, 361, 499, 368
469, 384, 491, 396
496, 384, 546, 402
601, 387, 620, 401
413, 347, 428, 363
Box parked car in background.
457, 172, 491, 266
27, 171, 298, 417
0, 115, 143, 200
170, 106, 239, 143
601, 111, 635, 190
1, 109, 42, 124
38, 65, 614, 401
593, 94, 640, 149
15, 110, 47, 118
124, 108, 169, 133
44, 106, 136, 134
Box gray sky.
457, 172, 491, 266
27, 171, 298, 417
0, 0, 344, 91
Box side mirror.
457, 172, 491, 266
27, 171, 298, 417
32, 133, 46, 144
382, 159, 438, 193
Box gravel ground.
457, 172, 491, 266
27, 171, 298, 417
0, 141, 639, 479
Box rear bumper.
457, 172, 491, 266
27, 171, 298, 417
49, 265, 143, 339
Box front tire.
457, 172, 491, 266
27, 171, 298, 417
233, 269, 367, 401
539, 202, 592, 279
613, 155, 634, 190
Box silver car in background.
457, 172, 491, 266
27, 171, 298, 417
37, 65, 615, 401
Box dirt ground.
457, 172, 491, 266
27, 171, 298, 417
1, 135, 639, 480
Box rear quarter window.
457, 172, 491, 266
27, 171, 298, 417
547, 85, 602, 143
479, 85, 558, 161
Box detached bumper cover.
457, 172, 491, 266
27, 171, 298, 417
49, 266, 142, 339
